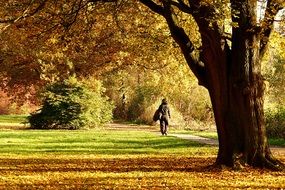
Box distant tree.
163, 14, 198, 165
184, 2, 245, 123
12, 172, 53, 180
0, 1, 124, 98
0, 0, 176, 100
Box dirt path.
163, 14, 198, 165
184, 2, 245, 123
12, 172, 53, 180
106, 122, 285, 156
170, 134, 218, 146
170, 133, 285, 156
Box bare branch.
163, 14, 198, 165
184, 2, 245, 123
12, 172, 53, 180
61, 0, 85, 30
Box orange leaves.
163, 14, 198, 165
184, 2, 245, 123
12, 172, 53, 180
0, 155, 284, 189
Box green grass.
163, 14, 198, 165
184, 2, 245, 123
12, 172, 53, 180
269, 138, 285, 147
0, 114, 283, 147
0, 115, 28, 124
0, 129, 217, 156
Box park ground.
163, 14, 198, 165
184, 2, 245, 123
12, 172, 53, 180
0, 120, 284, 189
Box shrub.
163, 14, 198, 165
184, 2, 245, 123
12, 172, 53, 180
28, 77, 114, 129
265, 106, 285, 138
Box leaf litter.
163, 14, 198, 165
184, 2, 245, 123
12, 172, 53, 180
0, 155, 284, 189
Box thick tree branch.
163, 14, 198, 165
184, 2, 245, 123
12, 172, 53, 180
260, 0, 283, 58
161, 1, 207, 87
139, 0, 207, 87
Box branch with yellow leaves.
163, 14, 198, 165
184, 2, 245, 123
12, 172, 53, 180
0, 0, 47, 33
260, 0, 284, 58
139, 0, 207, 87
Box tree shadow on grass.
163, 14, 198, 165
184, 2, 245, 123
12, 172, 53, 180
0, 134, 211, 155
0, 156, 215, 173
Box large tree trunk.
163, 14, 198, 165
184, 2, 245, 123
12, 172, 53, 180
205, 48, 283, 169
209, 52, 282, 169
199, 22, 283, 170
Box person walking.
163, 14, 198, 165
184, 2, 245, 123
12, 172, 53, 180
158, 98, 171, 135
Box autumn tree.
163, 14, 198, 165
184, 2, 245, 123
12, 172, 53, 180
0, 0, 125, 98
138, 0, 285, 169
1, 0, 284, 169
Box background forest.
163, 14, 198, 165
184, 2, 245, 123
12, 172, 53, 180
0, 1, 284, 137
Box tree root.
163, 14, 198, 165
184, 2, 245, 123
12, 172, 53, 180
251, 153, 285, 171
263, 154, 285, 171
215, 153, 285, 171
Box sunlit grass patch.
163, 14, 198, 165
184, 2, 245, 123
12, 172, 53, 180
269, 138, 285, 147
0, 115, 28, 130
173, 130, 218, 139
0, 129, 217, 156
0, 115, 27, 124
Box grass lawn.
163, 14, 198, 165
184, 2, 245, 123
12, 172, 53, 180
0, 125, 284, 189
0, 115, 27, 123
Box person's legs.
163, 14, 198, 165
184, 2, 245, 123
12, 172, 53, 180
160, 116, 169, 135
160, 119, 164, 135
164, 118, 169, 135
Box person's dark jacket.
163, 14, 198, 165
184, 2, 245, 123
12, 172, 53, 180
159, 103, 170, 119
